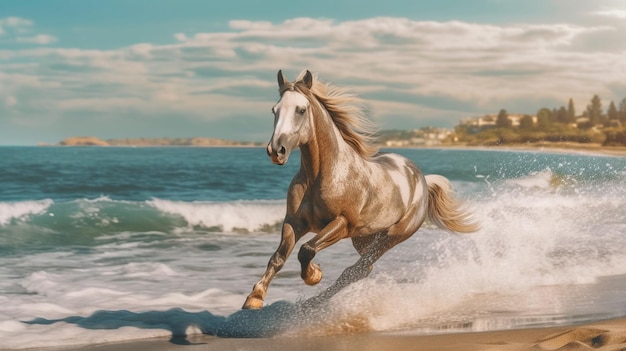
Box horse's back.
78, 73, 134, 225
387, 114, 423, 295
349, 152, 428, 230
370, 152, 425, 187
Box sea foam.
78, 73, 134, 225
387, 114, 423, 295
0, 199, 53, 226
148, 198, 285, 233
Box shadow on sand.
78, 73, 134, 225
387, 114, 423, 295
24, 300, 314, 345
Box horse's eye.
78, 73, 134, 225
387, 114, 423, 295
298, 107, 306, 114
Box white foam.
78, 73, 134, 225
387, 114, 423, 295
506, 169, 555, 189
2, 266, 246, 349
0, 199, 53, 226
147, 198, 285, 232
322, 183, 626, 333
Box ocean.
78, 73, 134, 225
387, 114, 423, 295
1, 146, 625, 348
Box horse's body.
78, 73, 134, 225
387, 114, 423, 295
242, 70, 478, 309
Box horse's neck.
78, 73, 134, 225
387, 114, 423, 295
299, 110, 354, 181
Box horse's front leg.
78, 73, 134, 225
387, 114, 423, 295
297, 216, 348, 285
242, 221, 304, 309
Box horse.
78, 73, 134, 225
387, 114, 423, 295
242, 70, 479, 309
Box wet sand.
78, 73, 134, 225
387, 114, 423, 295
34, 317, 626, 351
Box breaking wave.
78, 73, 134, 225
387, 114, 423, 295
0, 197, 286, 249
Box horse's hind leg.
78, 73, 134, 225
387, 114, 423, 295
331, 234, 409, 297
306, 206, 423, 305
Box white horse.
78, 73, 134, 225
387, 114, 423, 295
243, 70, 478, 309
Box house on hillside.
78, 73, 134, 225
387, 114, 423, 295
381, 127, 454, 147
460, 114, 537, 133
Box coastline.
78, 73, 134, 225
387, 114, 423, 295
36, 138, 626, 157
470, 142, 626, 157
30, 317, 626, 351
406, 142, 626, 158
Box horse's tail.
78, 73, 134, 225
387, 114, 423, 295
425, 174, 479, 233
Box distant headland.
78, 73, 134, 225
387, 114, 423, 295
55, 136, 263, 147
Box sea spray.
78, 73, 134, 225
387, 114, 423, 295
317, 175, 626, 333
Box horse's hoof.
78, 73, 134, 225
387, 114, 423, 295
304, 263, 322, 285
242, 296, 264, 309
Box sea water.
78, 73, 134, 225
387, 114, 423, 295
0, 147, 625, 348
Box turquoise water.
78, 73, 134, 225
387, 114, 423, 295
0, 147, 625, 348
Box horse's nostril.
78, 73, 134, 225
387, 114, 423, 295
278, 146, 286, 155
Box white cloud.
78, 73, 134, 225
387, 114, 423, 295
1, 17, 57, 47
592, 9, 626, 19
1, 17, 32, 27
173, 33, 187, 42
129, 43, 153, 58
16, 34, 57, 44
0, 17, 32, 37
2, 16, 626, 140
228, 19, 274, 31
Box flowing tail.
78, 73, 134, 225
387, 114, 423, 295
425, 174, 480, 233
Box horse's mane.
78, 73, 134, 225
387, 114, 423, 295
280, 71, 379, 158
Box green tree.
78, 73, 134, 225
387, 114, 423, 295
619, 98, 626, 123
607, 100, 618, 120
519, 114, 535, 130
496, 109, 511, 128
552, 108, 559, 123
586, 95, 603, 126
567, 98, 576, 123
537, 108, 552, 129
556, 106, 568, 124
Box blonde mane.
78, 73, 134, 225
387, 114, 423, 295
280, 72, 379, 158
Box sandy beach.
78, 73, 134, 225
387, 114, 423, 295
428, 143, 626, 158
30, 317, 625, 351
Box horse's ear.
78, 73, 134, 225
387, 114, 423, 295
277, 70, 288, 88
303, 70, 313, 89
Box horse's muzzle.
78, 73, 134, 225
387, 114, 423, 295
267, 143, 288, 165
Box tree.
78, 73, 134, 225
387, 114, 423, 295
607, 101, 618, 120
586, 95, 603, 126
619, 98, 626, 123
496, 109, 511, 128
567, 98, 576, 123
519, 114, 534, 130
556, 106, 568, 124
537, 108, 552, 129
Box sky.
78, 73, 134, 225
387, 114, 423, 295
1, 0, 626, 145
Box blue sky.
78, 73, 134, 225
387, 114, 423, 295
1, 0, 626, 145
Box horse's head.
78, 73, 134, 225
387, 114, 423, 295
266, 69, 314, 165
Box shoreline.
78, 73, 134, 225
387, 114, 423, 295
400, 141, 626, 157
22, 143, 626, 157
452, 142, 626, 157
27, 140, 626, 157
30, 317, 626, 351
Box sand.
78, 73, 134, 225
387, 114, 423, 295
436, 143, 626, 157
26, 317, 625, 351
